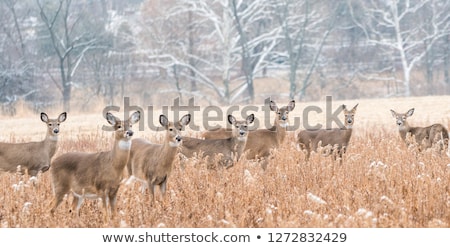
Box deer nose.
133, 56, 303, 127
239, 130, 245, 136
53, 128, 59, 134
126, 130, 134, 137
176, 135, 182, 142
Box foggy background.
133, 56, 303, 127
0, 0, 449, 115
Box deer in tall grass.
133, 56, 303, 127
126, 114, 191, 201
390, 108, 449, 154
49, 111, 140, 220
202, 100, 295, 169
297, 104, 358, 162
181, 114, 254, 168
0, 112, 67, 176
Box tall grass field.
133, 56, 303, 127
0, 96, 449, 228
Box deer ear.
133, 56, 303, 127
180, 114, 191, 126
106, 112, 117, 126
159, 115, 169, 127
58, 112, 67, 122
406, 108, 414, 117
287, 100, 295, 111
228, 115, 236, 125
40, 113, 49, 123
129, 111, 141, 124
390, 110, 397, 118
269, 100, 278, 112
246, 114, 255, 124
352, 103, 359, 112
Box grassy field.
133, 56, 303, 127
0, 95, 449, 228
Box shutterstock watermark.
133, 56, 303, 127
101, 96, 345, 132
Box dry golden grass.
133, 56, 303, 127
0, 95, 449, 228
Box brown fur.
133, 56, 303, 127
298, 104, 358, 161
126, 114, 190, 200
202, 100, 295, 169
181, 114, 254, 168
49, 111, 140, 220
0, 112, 67, 176
390, 108, 449, 152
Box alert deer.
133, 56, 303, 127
202, 100, 295, 169
390, 108, 449, 153
126, 114, 191, 201
181, 114, 255, 168
297, 104, 358, 162
0, 112, 67, 176
49, 111, 140, 220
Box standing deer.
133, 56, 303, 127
202, 100, 295, 169
126, 114, 191, 201
49, 111, 140, 220
181, 114, 255, 168
297, 104, 358, 162
0, 112, 67, 176
390, 108, 449, 153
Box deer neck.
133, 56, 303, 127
111, 138, 132, 174
274, 119, 287, 144
398, 123, 412, 141
231, 135, 248, 158
44, 133, 59, 158
162, 136, 179, 169
343, 126, 353, 140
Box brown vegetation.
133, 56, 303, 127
0, 96, 449, 228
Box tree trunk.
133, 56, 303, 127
63, 82, 71, 112
188, 10, 197, 92
289, 67, 297, 100
445, 35, 450, 94
231, 0, 255, 103
424, 40, 434, 95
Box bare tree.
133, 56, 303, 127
166, 0, 240, 103
0, 0, 37, 115
349, 0, 450, 97
139, 0, 215, 104
37, 0, 100, 111
230, 0, 280, 103
272, 0, 342, 100
141, 0, 275, 104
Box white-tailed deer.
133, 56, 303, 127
390, 108, 449, 153
297, 104, 358, 161
49, 111, 140, 220
202, 100, 295, 169
181, 114, 255, 168
0, 112, 67, 176
126, 114, 191, 201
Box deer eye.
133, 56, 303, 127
169, 128, 173, 131
117, 125, 122, 129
